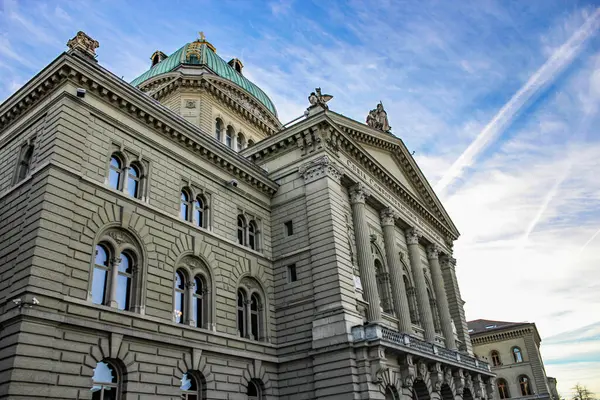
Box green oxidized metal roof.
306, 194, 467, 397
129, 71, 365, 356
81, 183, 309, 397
131, 41, 277, 116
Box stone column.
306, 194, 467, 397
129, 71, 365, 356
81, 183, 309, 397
349, 184, 381, 323
245, 299, 252, 339
186, 281, 196, 327
108, 257, 122, 308
380, 208, 413, 333
427, 245, 457, 350
405, 228, 435, 343
441, 255, 473, 353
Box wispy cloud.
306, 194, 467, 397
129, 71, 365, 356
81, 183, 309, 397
436, 8, 600, 195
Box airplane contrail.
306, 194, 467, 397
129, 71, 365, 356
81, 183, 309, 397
578, 226, 600, 256
435, 8, 600, 195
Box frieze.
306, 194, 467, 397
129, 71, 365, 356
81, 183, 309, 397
344, 157, 447, 250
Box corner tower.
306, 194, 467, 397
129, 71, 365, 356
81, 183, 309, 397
132, 33, 282, 150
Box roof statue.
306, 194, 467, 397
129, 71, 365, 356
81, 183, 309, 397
366, 101, 391, 133
308, 87, 333, 110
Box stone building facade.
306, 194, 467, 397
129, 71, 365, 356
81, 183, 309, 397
468, 320, 558, 400
0, 31, 494, 399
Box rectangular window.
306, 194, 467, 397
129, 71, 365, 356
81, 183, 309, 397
284, 220, 294, 236
287, 264, 297, 283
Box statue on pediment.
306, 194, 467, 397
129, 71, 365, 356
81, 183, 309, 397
367, 102, 391, 133
308, 87, 333, 110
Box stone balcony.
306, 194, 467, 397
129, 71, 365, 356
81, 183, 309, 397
352, 323, 493, 376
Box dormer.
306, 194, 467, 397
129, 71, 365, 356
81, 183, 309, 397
228, 58, 244, 75
150, 50, 168, 67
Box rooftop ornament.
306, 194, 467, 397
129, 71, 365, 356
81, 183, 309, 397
66, 31, 99, 59
366, 102, 391, 133
308, 87, 333, 110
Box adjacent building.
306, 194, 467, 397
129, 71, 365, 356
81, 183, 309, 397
468, 320, 559, 400
0, 31, 495, 399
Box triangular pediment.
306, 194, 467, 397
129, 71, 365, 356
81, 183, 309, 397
327, 112, 459, 238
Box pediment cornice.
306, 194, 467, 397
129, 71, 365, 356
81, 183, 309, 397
0, 50, 278, 197
245, 111, 457, 240
137, 72, 282, 136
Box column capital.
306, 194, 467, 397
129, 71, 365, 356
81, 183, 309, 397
298, 155, 344, 184
405, 228, 422, 245
349, 184, 372, 204
185, 281, 195, 289
110, 257, 122, 267
426, 244, 440, 260
380, 207, 399, 226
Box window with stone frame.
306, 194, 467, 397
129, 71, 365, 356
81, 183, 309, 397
237, 214, 247, 246
497, 379, 510, 399
247, 380, 263, 400
237, 277, 266, 341
180, 372, 204, 400
426, 284, 442, 334
512, 346, 524, 363
371, 243, 393, 314
225, 125, 234, 148
518, 375, 532, 396
90, 230, 142, 312
173, 258, 212, 328
91, 360, 122, 400
236, 132, 246, 151
237, 213, 261, 251
107, 151, 148, 200
181, 188, 193, 222
491, 350, 502, 366
215, 118, 223, 142
14, 142, 34, 184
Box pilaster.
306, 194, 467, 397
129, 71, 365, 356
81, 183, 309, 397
427, 245, 456, 350
440, 255, 472, 354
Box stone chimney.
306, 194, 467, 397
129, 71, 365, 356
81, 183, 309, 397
67, 31, 99, 60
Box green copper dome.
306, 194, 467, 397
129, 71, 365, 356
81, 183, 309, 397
131, 40, 277, 116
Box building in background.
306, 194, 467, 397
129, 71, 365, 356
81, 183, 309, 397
469, 319, 558, 400
0, 31, 495, 400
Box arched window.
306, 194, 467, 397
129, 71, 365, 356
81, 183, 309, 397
519, 376, 532, 396
91, 360, 121, 400
385, 386, 400, 400
180, 372, 199, 400
237, 133, 245, 151
92, 245, 110, 305
225, 126, 234, 148
15, 144, 34, 183
215, 119, 223, 142
247, 380, 261, 400
174, 270, 186, 324
127, 163, 141, 198
497, 379, 510, 399
491, 350, 501, 366
194, 195, 206, 228
248, 220, 257, 250
193, 275, 205, 329
512, 347, 523, 363
115, 253, 134, 311
181, 189, 192, 221
237, 215, 246, 246
109, 154, 124, 190
247, 139, 255, 147
403, 274, 419, 324
374, 259, 392, 314
250, 293, 261, 340
237, 289, 246, 337
427, 287, 441, 333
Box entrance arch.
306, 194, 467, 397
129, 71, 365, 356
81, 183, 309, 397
413, 379, 431, 400
441, 384, 453, 400
463, 388, 474, 400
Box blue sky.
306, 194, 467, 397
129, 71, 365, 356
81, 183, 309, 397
1, 0, 599, 395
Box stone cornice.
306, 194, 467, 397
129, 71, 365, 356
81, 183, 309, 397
244, 112, 457, 241
470, 325, 539, 346
329, 112, 459, 238
137, 72, 282, 135
0, 51, 279, 197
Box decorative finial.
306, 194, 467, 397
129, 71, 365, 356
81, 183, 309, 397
193, 30, 216, 52
199, 31, 206, 41
307, 87, 333, 111
66, 31, 99, 59
366, 101, 391, 133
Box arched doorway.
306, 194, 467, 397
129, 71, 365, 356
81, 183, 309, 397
385, 385, 400, 400
413, 379, 431, 400
463, 388, 474, 400
441, 384, 453, 400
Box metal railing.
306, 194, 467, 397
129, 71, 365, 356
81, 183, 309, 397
354, 325, 490, 373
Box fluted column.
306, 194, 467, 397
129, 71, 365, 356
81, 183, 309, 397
427, 245, 457, 350
381, 208, 413, 333
350, 184, 381, 323
405, 228, 436, 343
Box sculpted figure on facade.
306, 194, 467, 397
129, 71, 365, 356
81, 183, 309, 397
308, 87, 333, 110
366, 102, 391, 133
